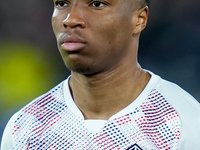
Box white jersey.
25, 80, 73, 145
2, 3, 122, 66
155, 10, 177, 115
1, 71, 200, 150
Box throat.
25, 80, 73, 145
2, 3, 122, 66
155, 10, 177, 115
69, 68, 151, 120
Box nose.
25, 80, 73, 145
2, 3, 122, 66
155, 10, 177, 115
63, 5, 86, 29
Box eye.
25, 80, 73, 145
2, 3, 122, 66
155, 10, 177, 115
55, 1, 68, 8
90, 1, 106, 8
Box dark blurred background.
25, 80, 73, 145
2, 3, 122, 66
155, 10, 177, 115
0, 0, 200, 146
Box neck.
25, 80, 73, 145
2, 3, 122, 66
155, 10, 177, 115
69, 63, 150, 120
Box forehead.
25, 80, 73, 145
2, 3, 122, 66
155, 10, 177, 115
119, 0, 141, 9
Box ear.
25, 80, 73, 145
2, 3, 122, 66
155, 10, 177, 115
132, 6, 149, 35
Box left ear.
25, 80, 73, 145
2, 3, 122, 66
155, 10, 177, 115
132, 6, 149, 35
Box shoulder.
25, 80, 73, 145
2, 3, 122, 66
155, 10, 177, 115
149, 71, 200, 149
1, 80, 67, 149
1, 112, 19, 150
14, 80, 66, 126
17, 80, 66, 120
153, 73, 200, 112
148, 71, 199, 109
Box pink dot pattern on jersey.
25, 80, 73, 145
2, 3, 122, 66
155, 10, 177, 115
12, 83, 181, 150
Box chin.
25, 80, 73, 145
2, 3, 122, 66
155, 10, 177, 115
66, 63, 98, 76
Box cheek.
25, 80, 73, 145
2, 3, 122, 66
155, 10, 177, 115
96, 20, 131, 51
52, 10, 57, 30
96, 14, 132, 43
51, 9, 63, 36
52, 9, 59, 18
52, 18, 57, 36
91, 20, 118, 46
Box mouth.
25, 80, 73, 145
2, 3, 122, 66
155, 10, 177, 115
61, 41, 87, 52
60, 35, 87, 52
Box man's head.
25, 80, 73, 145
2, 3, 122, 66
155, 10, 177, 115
52, 0, 149, 76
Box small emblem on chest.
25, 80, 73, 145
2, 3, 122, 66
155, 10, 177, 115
126, 143, 143, 150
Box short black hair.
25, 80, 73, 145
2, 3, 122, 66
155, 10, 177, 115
145, 0, 150, 7
141, 0, 150, 7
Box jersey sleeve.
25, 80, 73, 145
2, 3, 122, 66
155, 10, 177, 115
1, 112, 19, 150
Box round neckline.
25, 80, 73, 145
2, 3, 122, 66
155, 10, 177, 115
63, 70, 160, 121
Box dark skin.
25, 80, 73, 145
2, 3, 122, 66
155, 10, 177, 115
52, 0, 150, 120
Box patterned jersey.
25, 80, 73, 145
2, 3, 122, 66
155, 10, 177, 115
1, 71, 200, 150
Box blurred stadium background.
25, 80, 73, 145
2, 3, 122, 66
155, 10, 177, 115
0, 0, 200, 146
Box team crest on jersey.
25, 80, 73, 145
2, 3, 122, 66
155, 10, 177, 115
126, 143, 143, 150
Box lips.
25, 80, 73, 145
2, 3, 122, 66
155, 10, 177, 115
60, 34, 87, 52
61, 42, 87, 51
